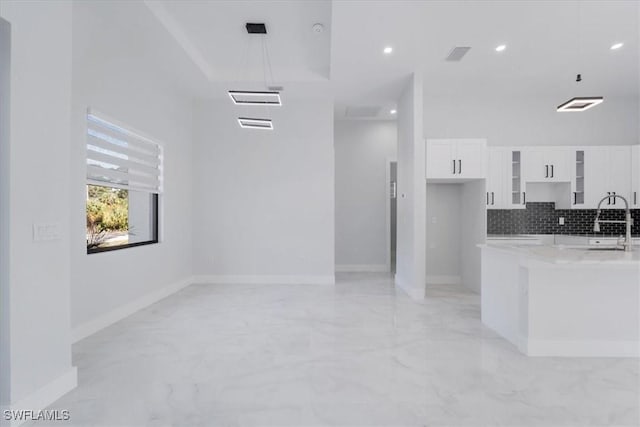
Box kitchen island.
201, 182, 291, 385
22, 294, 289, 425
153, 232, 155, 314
480, 243, 640, 357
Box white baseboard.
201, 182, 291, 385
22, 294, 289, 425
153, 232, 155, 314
524, 339, 640, 358
335, 264, 388, 273
426, 275, 461, 285
5, 367, 77, 427
192, 275, 336, 286
395, 275, 425, 300
71, 276, 194, 343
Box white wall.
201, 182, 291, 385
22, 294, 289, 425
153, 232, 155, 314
424, 94, 639, 146
0, 0, 76, 407
425, 184, 462, 281
192, 92, 335, 284
460, 180, 487, 293
334, 120, 397, 271
395, 73, 426, 299
70, 1, 195, 331
0, 15, 10, 409
425, 181, 486, 292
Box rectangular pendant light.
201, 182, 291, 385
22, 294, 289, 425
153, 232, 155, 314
557, 97, 603, 112
237, 117, 273, 130
228, 91, 281, 106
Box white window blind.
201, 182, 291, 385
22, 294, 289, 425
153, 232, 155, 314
86, 110, 163, 193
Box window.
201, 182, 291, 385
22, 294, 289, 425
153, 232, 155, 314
86, 110, 162, 253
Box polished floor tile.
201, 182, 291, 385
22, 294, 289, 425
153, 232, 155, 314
35, 273, 639, 426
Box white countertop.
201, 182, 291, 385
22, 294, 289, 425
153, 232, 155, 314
480, 243, 640, 265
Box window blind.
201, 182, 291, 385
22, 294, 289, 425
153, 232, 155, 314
86, 110, 163, 194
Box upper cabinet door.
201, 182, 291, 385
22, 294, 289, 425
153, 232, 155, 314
486, 148, 505, 209
632, 145, 640, 207
426, 139, 456, 179
523, 147, 570, 182
456, 139, 486, 179
507, 150, 526, 209
425, 138, 486, 180
607, 146, 631, 206
583, 147, 609, 209
545, 148, 570, 182
523, 148, 547, 182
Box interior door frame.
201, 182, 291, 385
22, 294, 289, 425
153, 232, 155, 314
385, 157, 397, 275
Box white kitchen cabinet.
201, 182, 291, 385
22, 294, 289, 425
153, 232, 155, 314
486, 148, 505, 208
608, 146, 632, 208
523, 147, 570, 182
632, 145, 640, 208
570, 149, 586, 208
426, 139, 486, 180
582, 146, 631, 209
486, 147, 525, 209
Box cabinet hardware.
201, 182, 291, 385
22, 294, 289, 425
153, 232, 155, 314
545, 165, 549, 178
452, 160, 456, 175
573, 192, 577, 205
491, 192, 495, 205
523, 192, 526, 204
458, 159, 462, 175
607, 192, 611, 205
550, 164, 554, 178
612, 191, 616, 205
487, 192, 490, 205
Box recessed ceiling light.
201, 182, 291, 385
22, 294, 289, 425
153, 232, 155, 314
495, 44, 507, 52
557, 97, 604, 112
237, 117, 273, 130
610, 42, 624, 50
383, 46, 393, 54
390, 109, 397, 115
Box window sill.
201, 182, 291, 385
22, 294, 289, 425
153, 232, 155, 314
87, 239, 159, 254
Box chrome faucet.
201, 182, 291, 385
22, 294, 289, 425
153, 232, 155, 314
593, 194, 634, 252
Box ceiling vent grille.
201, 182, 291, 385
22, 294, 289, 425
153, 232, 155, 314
345, 106, 382, 118
446, 46, 471, 62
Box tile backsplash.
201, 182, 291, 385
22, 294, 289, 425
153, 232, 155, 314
487, 202, 640, 236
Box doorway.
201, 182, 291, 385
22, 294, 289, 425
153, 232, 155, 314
389, 161, 397, 274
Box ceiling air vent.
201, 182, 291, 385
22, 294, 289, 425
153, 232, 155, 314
345, 106, 382, 118
246, 23, 267, 34
446, 46, 471, 62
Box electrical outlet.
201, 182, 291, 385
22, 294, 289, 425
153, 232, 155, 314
558, 217, 565, 226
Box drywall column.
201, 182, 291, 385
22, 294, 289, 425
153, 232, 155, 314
0, 0, 76, 417
395, 73, 426, 299
0, 16, 11, 410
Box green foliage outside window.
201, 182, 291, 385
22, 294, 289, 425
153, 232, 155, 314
86, 185, 129, 249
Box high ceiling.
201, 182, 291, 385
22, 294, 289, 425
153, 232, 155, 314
144, 0, 331, 85
331, 0, 639, 119
143, 0, 639, 118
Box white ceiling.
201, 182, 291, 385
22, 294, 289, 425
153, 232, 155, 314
143, 0, 639, 118
331, 0, 639, 119
144, 0, 331, 86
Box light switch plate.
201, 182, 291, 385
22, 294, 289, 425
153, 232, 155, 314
558, 217, 565, 225
33, 223, 61, 241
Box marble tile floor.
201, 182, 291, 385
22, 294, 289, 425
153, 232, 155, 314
33, 273, 639, 427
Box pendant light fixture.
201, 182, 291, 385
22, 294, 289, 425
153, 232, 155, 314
557, 2, 603, 112
229, 22, 280, 129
